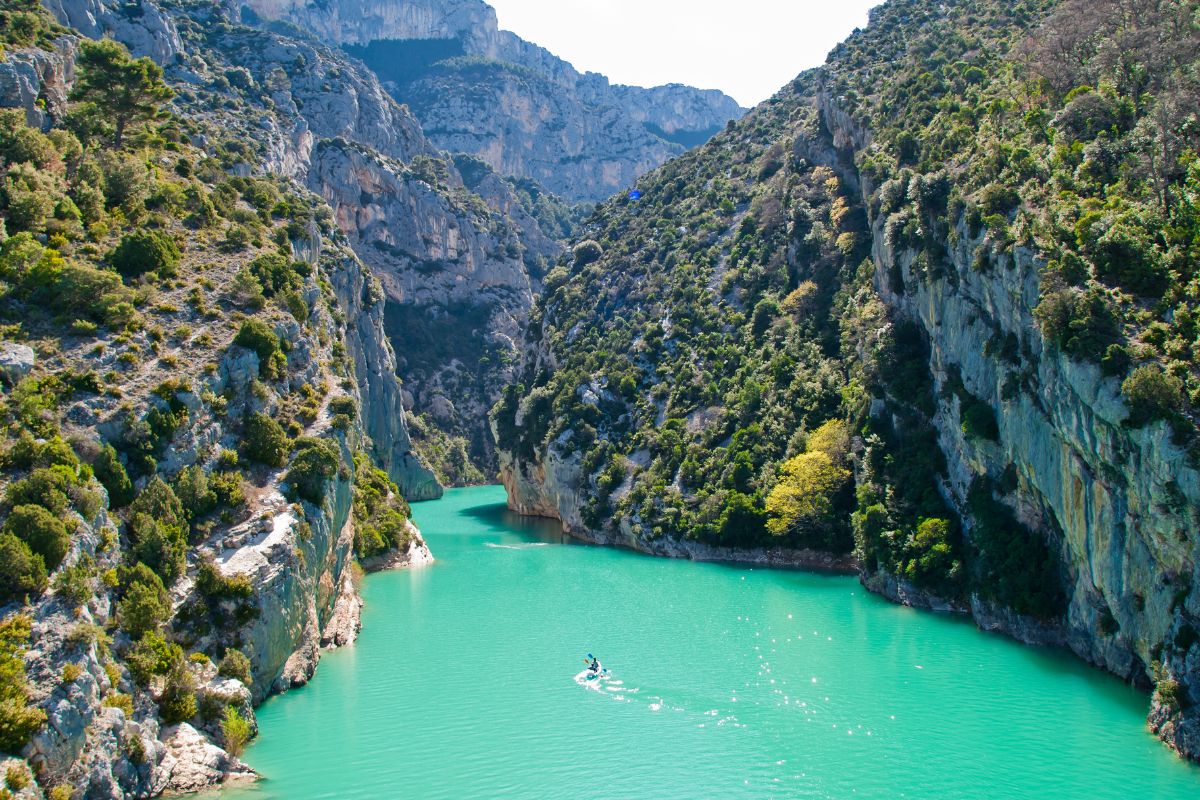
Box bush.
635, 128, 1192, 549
158, 661, 197, 724
117, 565, 171, 638
0, 533, 47, 604
242, 412, 289, 467
1156, 677, 1184, 709
5, 466, 73, 515
53, 554, 95, 607
4, 504, 71, 571
173, 465, 215, 523
233, 319, 285, 379
218, 648, 252, 685
94, 444, 134, 507
107, 230, 180, 280
221, 706, 252, 756
195, 558, 252, 602
1122, 365, 1183, 426
286, 437, 340, 504
0, 615, 46, 754
572, 239, 603, 266
125, 631, 181, 686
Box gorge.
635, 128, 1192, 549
0, 0, 1198, 797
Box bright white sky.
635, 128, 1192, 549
487, 0, 880, 108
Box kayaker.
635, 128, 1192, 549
588, 656, 602, 674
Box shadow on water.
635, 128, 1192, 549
456, 500, 570, 544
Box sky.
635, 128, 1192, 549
486, 0, 881, 108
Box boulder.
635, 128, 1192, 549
0, 343, 36, 385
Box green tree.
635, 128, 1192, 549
220, 706, 252, 756
71, 39, 173, 148
242, 412, 289, 467
107, 230, 180, 280
0, 615, 46, 754
4, 504, 71, 571
0, 533, 47, 604
93, 444, 135, 508
118, 564, 171, 639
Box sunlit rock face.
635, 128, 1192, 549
241, 0, 745, 202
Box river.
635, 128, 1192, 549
217, 486, 1200, 799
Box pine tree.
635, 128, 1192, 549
70, 39, 173, 148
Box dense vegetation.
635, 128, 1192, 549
0, 7, 420, 777
497, 0, 1200, 624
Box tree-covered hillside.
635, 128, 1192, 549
0, 1, 431, 792
495, 0, 1200, 761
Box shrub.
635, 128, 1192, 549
173, 465, 215, 523
242, 412, 289, 467
247, 252, 301, 297
286, 437, 340, 504
221, 706, 252, 756
117, 565, 171, 638
195, 558, 252, 602
4, 504, 71, 571
0, 533, 47, 604
1033, 287, 1120, 361
0, 615, 46, 753
6, 762, 30, 790
53, 554, 96, 607
125, 631, 181, 686
572, 239, 603, 266
93, 444, 134, 507
233, 319, 284, 379
1122, 365, 1183, 426
158, 661, 197, 724
1156, 677, 1184, 709
102, 692, 135, 717
107, 230, 180, 280
5, 467, 73, 515
218, 648, 252, 685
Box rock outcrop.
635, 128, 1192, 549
242, 0, 745, 201
494, 7, 1200, 766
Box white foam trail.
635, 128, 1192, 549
484, 542, 551, 550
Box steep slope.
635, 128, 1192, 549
77, 0, 571, 485
0, 1, 444, 795
242, 0, 745, 202
495, 0, 1200, 763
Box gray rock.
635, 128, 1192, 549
0, 343, 35, 385
241, 0, 745, 202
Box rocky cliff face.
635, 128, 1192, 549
493, 2, 1200, 765
0, 3, 447, 795
242, 0, 744, 202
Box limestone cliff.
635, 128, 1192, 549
242, 0, 745, 202
493, 0, 1200, 765
0, 2, 438, 795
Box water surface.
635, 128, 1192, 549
219, 486, 1200, 799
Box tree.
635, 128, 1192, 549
765, 419, 853, 549
4, 504, 71, 571
0, 534, 47, 604
94, 444, 134, 508
118, 565, 171, 638
242, 412, 289, 467
107, 230, 180, 280
71, 39, 173, 148
221, 706, 252, 756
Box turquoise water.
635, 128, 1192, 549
219, 486, 1200, 799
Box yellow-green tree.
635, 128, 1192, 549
765, 419, 852, 549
